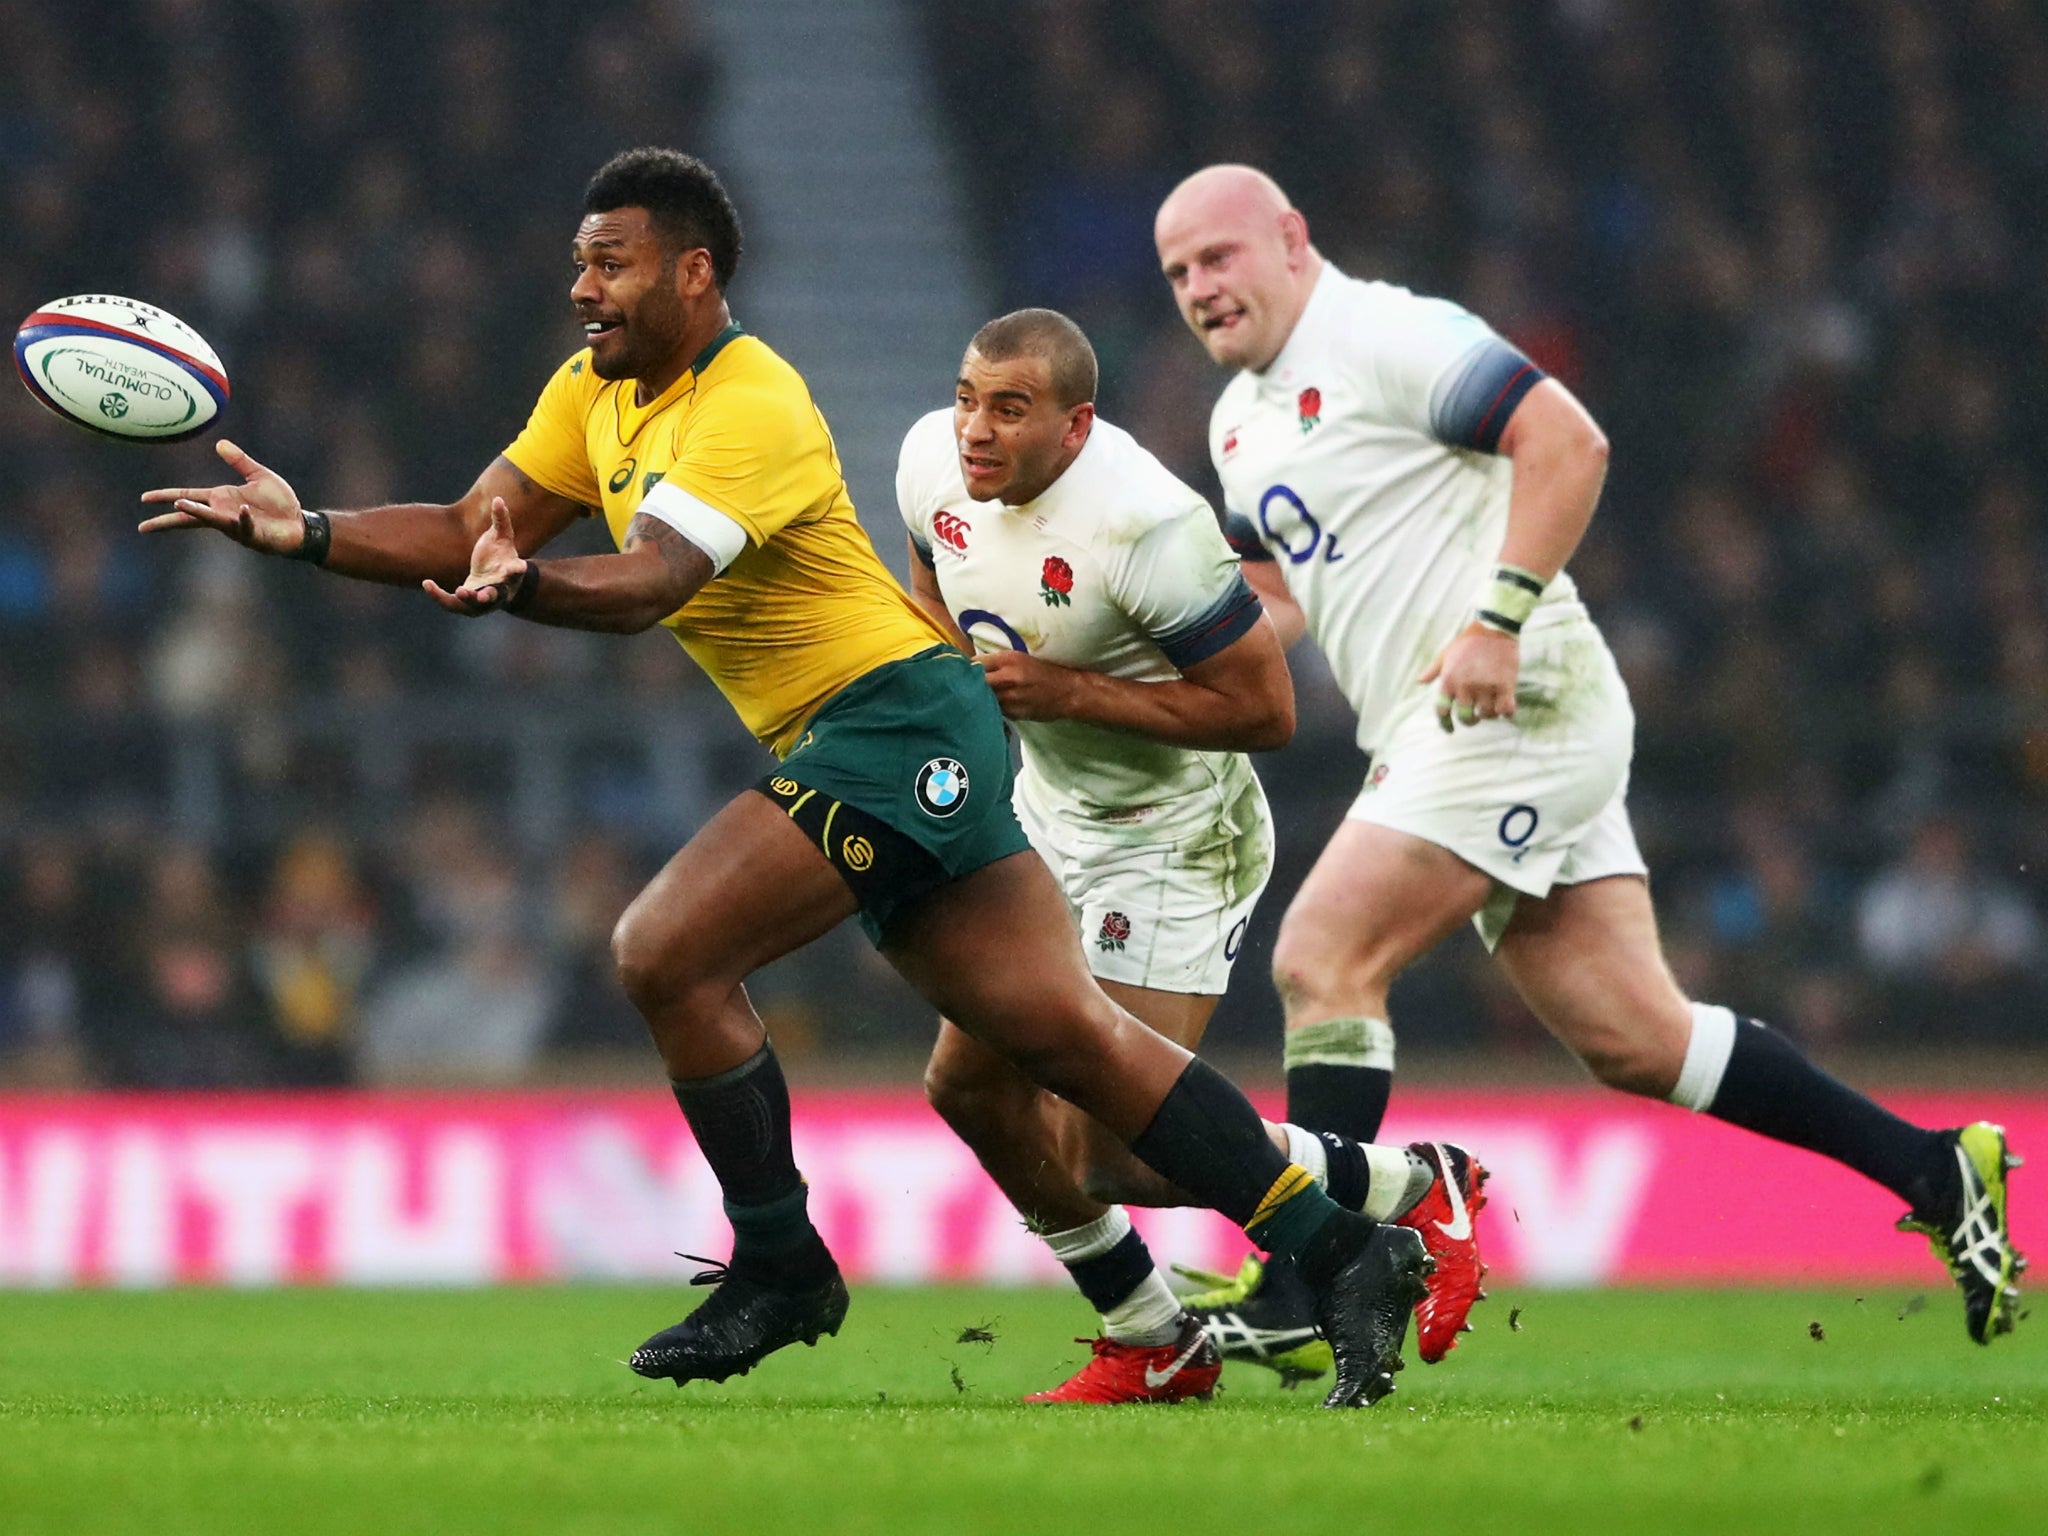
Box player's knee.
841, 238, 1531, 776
922, 1055, 991, 1132
1577, 1032, 1681, 1098
610, 903, 704, 1019
1271, 918, 1391, 1019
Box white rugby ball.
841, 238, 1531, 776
13, 294, 229, 443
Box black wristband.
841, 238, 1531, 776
504, 560, 540, 613
1475, 608, 1524, 636
295, 509, 332, 566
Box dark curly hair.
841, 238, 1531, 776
584, 147, 743, 290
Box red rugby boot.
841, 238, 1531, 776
1022, 1312, 1221, 1404
1392, 1141, 1489, 1363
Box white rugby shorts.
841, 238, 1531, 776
1017, 772, 1275, 995
1346, 605, 1648, 949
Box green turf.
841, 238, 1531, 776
0, 1284, 2041, 1535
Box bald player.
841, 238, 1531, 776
1153, 164, 2024, 1351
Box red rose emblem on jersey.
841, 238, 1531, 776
1039, 555, 1074, 607
1096, 911, 1131, 951
1297, 387, 1322, 433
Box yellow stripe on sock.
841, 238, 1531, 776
1245, 1163, 1316, 1233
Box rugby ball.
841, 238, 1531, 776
13, 294, 229, 443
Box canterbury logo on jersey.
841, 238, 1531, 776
933, 510, 970, 553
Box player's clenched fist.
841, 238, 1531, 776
138, 439, 308, 556
973, 646, 1081, 721
1420, 620, 1521, 731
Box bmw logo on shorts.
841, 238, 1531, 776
916, 757, 969, 818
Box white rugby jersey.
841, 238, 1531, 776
898, 408, 1263, 840
1213, 263, 1581, 753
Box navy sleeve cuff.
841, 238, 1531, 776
909, 532, 937, 569
1154, 574, 1263, 670
1221, 512, 1274, 563
1430, 339, 1545, 453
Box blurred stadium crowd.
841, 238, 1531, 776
3, 0, 2044, 1088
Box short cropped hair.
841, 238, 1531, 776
585, 147, 744, 290
968, 308, 1098, 409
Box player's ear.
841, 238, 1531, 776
1064, 402, 1095, 448
676, 246, 716, 299
1280, 208, 1311, 263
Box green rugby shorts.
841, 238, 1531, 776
755, 644, 1030, 943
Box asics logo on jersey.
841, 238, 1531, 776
933, 511, 971, 553
608, 459, 637, 493
1143, 1331, 1211, 1389
1431, 1143, 1473, 1241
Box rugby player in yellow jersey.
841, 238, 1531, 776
140, 148, 1431, 1407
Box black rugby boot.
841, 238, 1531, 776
1306, 1221, 1432, 1408
629, 1254, 850, 1386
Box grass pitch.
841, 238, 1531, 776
1, 1284, 2041, 1536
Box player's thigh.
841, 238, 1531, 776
885, 850, 1184, 1130
613, 789, 858, 1009
1494, 874, 1692, 1094
924, 1017, 1043, 1134
887, 848, 1113, 1042
1050, 980, 1221, 1173
1096, 980, 1218, 1051
1272, 820, 1494, 1006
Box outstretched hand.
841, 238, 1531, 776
1421, 621, 1521, 732
423, 497, 529, 615
138, 439, 307, 555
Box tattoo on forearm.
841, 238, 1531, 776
624, 512, 712, 595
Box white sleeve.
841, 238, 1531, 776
896, 408, 951, 566
1111, 502, 1263, 672
1363, 290, 1543, 454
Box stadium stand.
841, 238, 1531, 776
2, 0, 2043, 1086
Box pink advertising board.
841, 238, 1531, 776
1, 1091, 2039, 1288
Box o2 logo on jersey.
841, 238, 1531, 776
916, 757, 970, 818
1499, 804, 1539, 863
933, 510, 971, 553
957, 608, 1028, 654
1259, 484, 1344, 566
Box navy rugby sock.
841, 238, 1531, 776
671, 1045, 835, 1283
1284, 1016, 1396, 1142
1706, 1018, 1950, 1209
1127, 1058, 1363, 1278
1288, 1065, 1393, 1145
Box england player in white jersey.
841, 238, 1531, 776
1153, 165, 2024, 1350
901, 309, 1481, 1400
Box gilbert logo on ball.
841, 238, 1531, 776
13, 294, 229, 443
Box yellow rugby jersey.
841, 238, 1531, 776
502, 325, 950, 755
